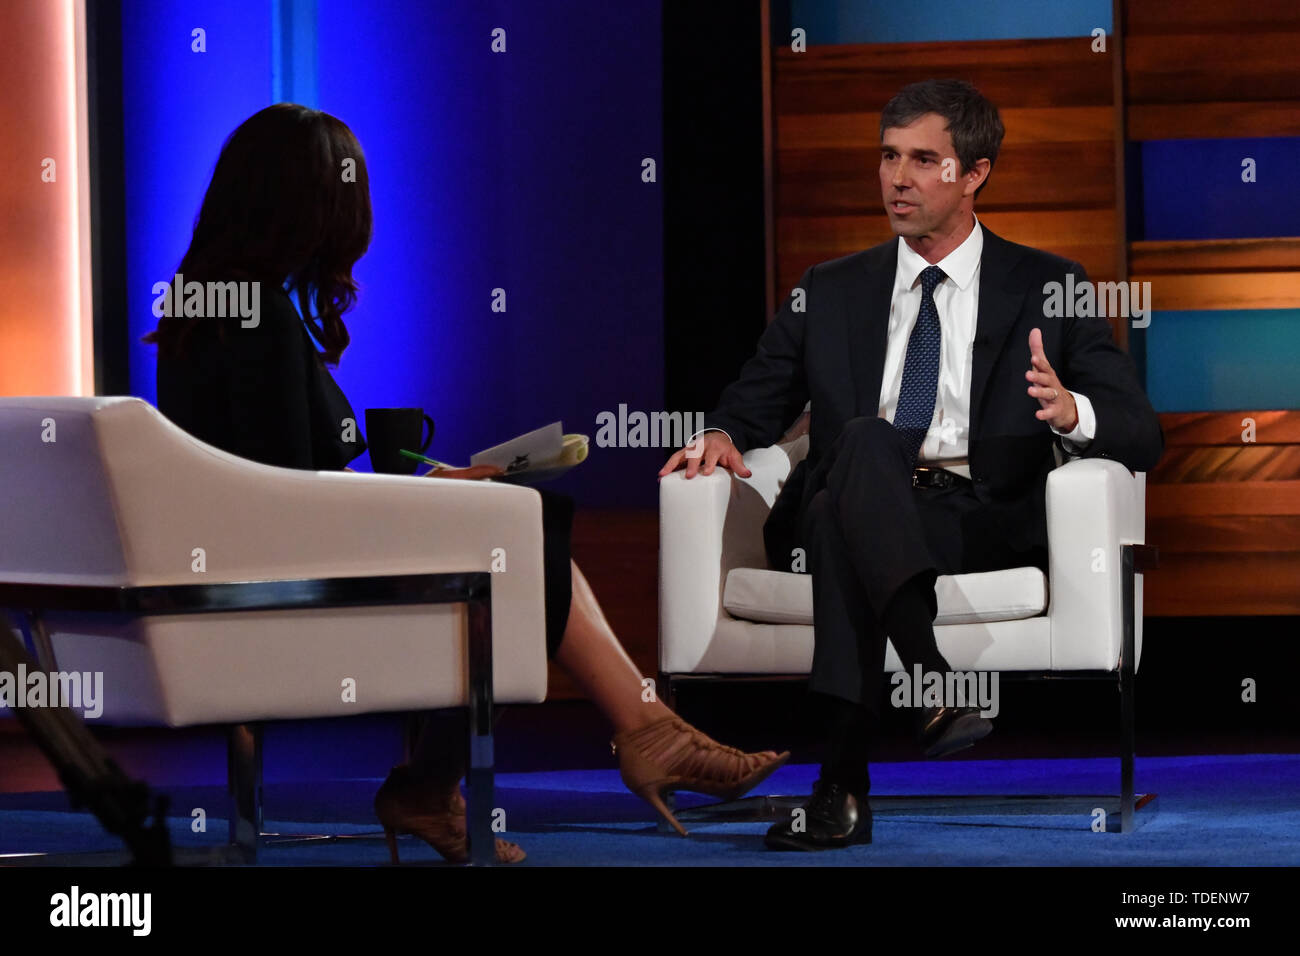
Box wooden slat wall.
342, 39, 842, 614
1147, 412, 1300, 615
1120, 0, 1300, 615
771, 37, 1117, 302
1131, 246, 1300, 310
1124, 1, 1300, 311
1125, 0, 1300, 312
1125, 0, 1300, 140
767, 15, 1299, 617
1130, 238, 1300, 275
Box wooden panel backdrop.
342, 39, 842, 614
1125, 0, 1300, 141
1146, 412, 1300, 615
771, 37, 1118, 303
1124, 0, 1300, 614
768, 7, 1300, 615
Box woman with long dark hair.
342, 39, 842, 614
145, 104, 786, 863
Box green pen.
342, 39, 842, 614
399, 448, 455, 470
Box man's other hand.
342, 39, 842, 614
658, 432, 752, 480
1026, 327, 1078, 432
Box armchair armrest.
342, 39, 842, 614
1045, 457, 1147, 672
97, 401, 549, 704
0, 398, 551, 719
659, 467, 729, 673
658, 437, 806, 673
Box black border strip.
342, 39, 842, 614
86, 0, 129, 397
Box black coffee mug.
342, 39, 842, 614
365, 407, 435, 474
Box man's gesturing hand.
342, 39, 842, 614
1026, 327, 1078, 432
658, 432, 752, 480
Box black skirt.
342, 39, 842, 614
537, 488, 576, 658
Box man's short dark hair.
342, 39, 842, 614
879, 79, 1004, 199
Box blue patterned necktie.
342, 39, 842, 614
893, 265, 946, 465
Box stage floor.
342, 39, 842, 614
3, 753, 1298, 866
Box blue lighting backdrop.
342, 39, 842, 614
123, 0, 665, 507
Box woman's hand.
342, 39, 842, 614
423, 464, 504, 480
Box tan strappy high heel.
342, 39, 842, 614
374, 765, 526, 864
611, 717, 790, 835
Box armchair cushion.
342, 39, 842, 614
722, 565, 1047, 627
660, 429, 1146, 678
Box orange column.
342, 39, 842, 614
0, 0, 93, 396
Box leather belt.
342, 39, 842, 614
912, 466, 972, 489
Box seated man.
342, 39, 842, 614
660, 79, 1163, 851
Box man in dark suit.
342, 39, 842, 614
659, 79, 1163, 851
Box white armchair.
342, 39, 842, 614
0, 396, 549, 863
659, 425, 1157, 831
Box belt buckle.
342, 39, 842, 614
913, 467, 948, 489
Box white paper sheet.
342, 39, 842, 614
470, 421, 564, 474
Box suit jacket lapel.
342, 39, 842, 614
969, 227, 1027, 441
849, 240, 898, 418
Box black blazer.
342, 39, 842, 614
703, 226, 1164, 555
155, 285, 367, 471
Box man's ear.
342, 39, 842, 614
964, 158, 991, 197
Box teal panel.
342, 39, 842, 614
1144, 310, 1300, 411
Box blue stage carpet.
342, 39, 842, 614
3, 754, 1298, 866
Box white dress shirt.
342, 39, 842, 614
695, 214, 1097, 469
883, 216, 1094, 479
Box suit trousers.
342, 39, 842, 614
775, 416, 1038, 712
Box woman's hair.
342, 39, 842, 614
142, 103, 372, 365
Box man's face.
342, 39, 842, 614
879, 112, 977, 240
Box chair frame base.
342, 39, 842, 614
1, 571, 498, 866
672, 792, 1158, 834
658, 544, 1158, 835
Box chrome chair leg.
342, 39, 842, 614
465, 581, 496, 866
227, 723, 263, 863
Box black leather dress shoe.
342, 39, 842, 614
918, 705, 993, 758
764, 780, 872, 851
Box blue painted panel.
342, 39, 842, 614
788, 0, 1111, 44
1144, 310, 1300, 411
1139, 138, 1300, 241
124, 0, 663, 506
317, 0, 665, 505
123, 0, 274, 404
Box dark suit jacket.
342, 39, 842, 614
703, 225, 1164, 558
155, 285, 367, 471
